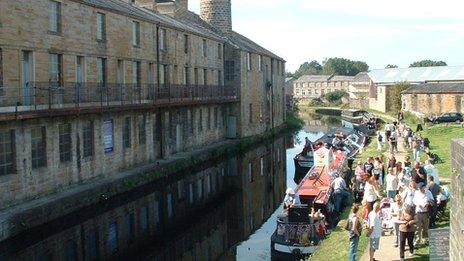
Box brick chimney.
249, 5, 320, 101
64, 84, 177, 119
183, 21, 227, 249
200, 0, 232, 32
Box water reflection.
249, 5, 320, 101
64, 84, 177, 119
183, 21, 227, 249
235, 112, 342, 261
0, 137, 287, 261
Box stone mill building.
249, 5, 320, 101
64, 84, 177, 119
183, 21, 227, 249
0, 0, 286, 259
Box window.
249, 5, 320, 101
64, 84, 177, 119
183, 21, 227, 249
167, 193, 173, 217
124, 213, 135, 243
206, 108, 212, 130
0, 130, 15, 176
197, 178, 203, 199
199, 109, 203, 132
258, 55, 262, 71
247, 53, 252, 70
249, 104, 253, 123
49, 53, 62, 83
214, 107, 218, 128
203, 69, 208, 85
218, 70, 223, 86
138, 115, 146, 145
97, 57, 107, 86
188, 109, 194, 134
248, 162, 253, 182
117, 60, 124, 87
59, 123, 72, 162
260, 157, 264, 176
132, 61, 141, 88
225, 61, 234, 81
85, 230, 99, 261
194, 68, 199, 85
177, 181, 184, 199
189, 183, 194, 204
218, 44, 222, 59
154, 199, 160, 225
183, 67, 189, 85
202, 39, 207, 57
31, 127, 46, 169
64, 241, 77, 261
0, 48, 3, 94
132, 21, 140, 47
159, 28, 167, 51
159, 64, 167, 85
183, 34, 189, 53
123, 117, 131, 149
96, 13, 106, 41
206, 175, 211, 195
49, 0, 61, 33
107, 222, 118, 254
140, 206, 149, 232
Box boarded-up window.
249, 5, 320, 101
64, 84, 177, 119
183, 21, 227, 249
107, 222, 118, 254
0, 130, 15, 175
31, 126, 47, 169
58, 123, 72, 162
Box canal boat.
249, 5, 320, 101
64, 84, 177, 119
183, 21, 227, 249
341, 109, 371, 124
293, 127, 366, 184
272, 129, 366, 260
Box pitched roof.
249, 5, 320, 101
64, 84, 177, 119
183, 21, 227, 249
368, 65, 464, 84
78, 0, 223, 41
353, 72, 372, 82
173, 8, 284, 61
329, 75, 355, 82
402, 82, 464, 94
294, 75, 332, 82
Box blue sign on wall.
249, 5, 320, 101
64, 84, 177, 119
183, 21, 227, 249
103, 119, 114, 154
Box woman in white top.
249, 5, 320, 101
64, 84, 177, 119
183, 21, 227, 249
363, 173, 381, 213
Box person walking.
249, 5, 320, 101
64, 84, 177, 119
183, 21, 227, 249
389, 131, 398, 154
412, 162, 427, 188
398, 205, 417, 261
363, 173, 381, 213
368, 202, 382, 261
331, 174, 351, 214
424, 159, 440, 185
391, 194, 404, 248
413, 183, 433, 246
386, 167, 399, 199
412, 138, 421, 162
427, 176, 440, 228
376, 131, 383, 151
348, 204, 362, 261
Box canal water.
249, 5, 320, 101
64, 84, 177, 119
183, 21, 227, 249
0, 113, 340, 261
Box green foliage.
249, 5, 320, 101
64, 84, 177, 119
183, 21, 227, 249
387, 82, 410, 112
409, 60, 447, 67
385, 64, 398, 68
324, 90, 348, 104
322, 57, 369, 76
293, 60, 323, 79
308, 98, 325, 107
285, 113, 305, 130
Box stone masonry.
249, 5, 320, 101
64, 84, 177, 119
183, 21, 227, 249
200, 0, 232, 32
450, 139, 464, 261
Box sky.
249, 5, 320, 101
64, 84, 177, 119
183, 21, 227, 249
188, 0, 464, 72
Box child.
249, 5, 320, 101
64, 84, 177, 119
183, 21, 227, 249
386, 167, 398, 199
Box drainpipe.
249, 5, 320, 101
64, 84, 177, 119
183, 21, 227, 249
156, 23, 164, 159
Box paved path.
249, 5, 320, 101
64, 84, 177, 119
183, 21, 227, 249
360, 136, 410, 261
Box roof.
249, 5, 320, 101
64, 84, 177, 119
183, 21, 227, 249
402, 82, 464, 94
78, 0, 223, 41
352, 72, 371, 82
294, 74, 355, 83
173, 8, 284, 61
368, 65, 464, 84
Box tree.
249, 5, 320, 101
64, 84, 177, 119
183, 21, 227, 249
387, 82, 410, 112
324, 90, 348, 105
385, 64, 398, 69
409, 60, 447, 67
293, 60, 323, 79
322, 58, 369, 76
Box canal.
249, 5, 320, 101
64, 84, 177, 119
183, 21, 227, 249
0, 113, 340, 261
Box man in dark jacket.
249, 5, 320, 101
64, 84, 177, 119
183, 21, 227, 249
427, 176, 440, 228
412, 162, 427, 187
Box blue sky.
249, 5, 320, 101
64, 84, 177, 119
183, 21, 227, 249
189, 0, 464, 72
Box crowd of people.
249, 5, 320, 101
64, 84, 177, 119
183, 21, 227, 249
346, 117, 450, 261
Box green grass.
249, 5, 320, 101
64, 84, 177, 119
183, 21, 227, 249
309, 207, 369, 260
416, 125, 464, 179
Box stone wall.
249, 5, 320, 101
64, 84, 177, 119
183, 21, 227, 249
450, 139, 464, 261
369, 85, 388, 112
402, 93, 464, 116
200, 0, 232, 32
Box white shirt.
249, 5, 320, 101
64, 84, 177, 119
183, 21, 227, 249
284, 193, 301, 207
424, 164, 440, 185
386, 174, 399, 191
402, 188, 415, 206
413, 190, 434, 213
364, 182, 377, 202
331, 177, 347, 191
391, 202, 402, 222
368, 211, 382, 238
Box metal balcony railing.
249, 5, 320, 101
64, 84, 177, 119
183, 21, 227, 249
0, 82, 238, 116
